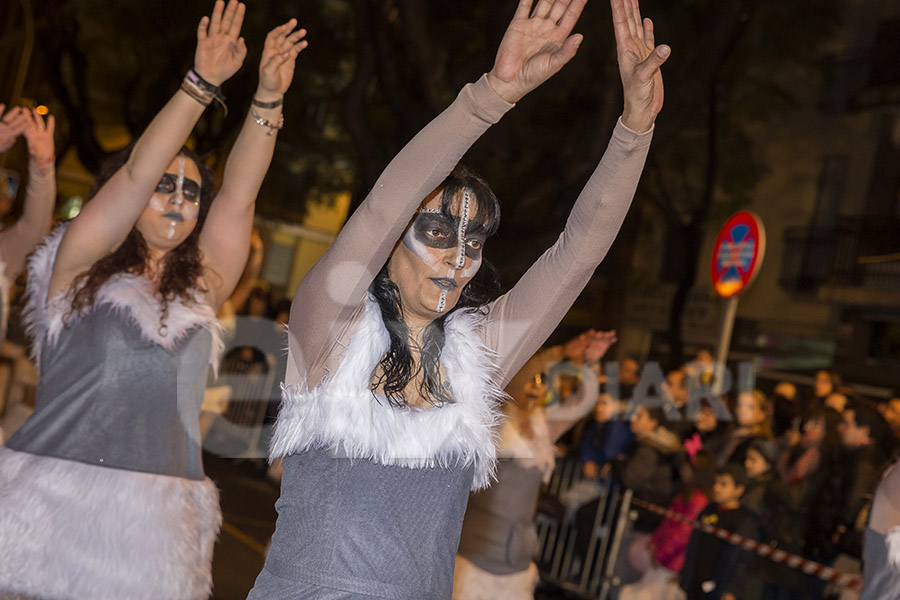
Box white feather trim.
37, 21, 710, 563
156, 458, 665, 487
23, 225, 225, 373
270, 295, 507, 490
0, 446, 221, 600
886, 526, 900, 568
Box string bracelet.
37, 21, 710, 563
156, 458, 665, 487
180, 69, 228, 115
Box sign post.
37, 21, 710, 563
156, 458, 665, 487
710, 211, 766, 389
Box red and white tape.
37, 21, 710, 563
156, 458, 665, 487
628, 496, 863, 591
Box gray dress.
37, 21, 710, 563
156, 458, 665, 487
0, 226, 223, 600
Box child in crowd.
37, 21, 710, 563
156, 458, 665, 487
680, 465, 758, 600
741, 438, 777, 515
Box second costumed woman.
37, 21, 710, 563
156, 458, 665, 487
0, 2, 307, 598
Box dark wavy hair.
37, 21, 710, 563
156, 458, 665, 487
65, 144, 216, 330
369, 164, 502, 407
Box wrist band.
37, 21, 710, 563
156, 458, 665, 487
33, 155, 55, 169
252, 96, 283, 109
182, 69, 228, 115
250, 108, 284, 136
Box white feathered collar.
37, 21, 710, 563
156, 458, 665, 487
270, 294, 507, 490
24, 225, 224, 372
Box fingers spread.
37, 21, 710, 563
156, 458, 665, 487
610, 0, 634, 41
209, 0, 224, 34
643, 17, 654, 49
532, 0, 553, 18
197, 15, 209, 40
221, 0, 238, 34
547, 0, 569, 22
227, 2, 246, 39
558, 0, 588, 33
514, 0, 534, 20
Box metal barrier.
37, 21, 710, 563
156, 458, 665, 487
535, 456, 635, 599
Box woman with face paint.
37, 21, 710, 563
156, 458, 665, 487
250, 0, 668, 598
0, 2, 307, 598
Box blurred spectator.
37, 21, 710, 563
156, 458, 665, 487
825, 392, 848, 414
808, 402, 888, 562
741, 438, 777, 516
613, 405, 685, 521
876, 390, 900, 461
811, 370, 841, 411
618, 356, 641, 400
776, 407, 841, 486
684, 400, 729, 466
718, 390, 773, 467
578, 393, 633, 480
619, 452, 715, 600
770, 381, 801, 439
662, 368, 693, 440
680, 464, 758, 600
757, 409, 841, 599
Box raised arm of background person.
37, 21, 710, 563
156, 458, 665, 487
200, 20, 307, 310
289, 0, 589, 379
49, 0, 248, 296
485, 0, 669, 382
0, 109, 56, 278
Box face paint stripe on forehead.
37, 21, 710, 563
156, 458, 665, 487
454, 190, 470, 270
175, 157, 186, 206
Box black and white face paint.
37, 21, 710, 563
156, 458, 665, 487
148, 157, 201, 239
396, 190, 486, 313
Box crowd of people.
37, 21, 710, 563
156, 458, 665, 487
532, 347, 900, 600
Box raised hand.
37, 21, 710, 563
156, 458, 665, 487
195, 0, 248, 85
611, 0, 669, 132
487, 0, 589, 104
256, 19, 309, 102
22, 109, 55, 164
585, 329, 617, 363
0, 105, 29, 153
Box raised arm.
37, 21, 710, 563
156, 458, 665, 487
487, 0, 669, 383
0, 109, 56, 279
289, 0, 589, 377
49, 0, 248, 296
200, 20, 308, 309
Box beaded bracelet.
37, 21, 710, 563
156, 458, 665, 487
251, 96, 283, 109
250, 108, 284, 135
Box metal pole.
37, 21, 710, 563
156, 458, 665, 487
713, 296, 739, 395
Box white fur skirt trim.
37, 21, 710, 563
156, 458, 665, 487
0, 446, 221, 600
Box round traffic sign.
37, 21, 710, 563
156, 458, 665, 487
710, 211, 766, 298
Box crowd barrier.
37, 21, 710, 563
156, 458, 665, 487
533, 455, 864, 599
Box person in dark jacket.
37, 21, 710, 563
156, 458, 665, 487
807, 402, 888, 562
680, 464, 758, 600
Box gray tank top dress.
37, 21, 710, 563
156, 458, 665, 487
248, 296, 506, 600
0, 226, 224, 600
